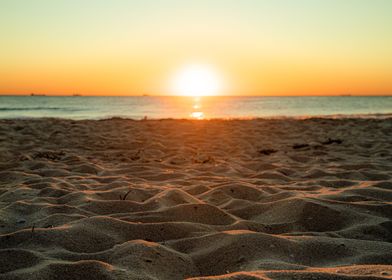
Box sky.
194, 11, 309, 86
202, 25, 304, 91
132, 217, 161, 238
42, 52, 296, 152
1, 0, 392, 96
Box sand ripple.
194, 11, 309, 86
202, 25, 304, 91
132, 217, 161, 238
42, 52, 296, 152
1, 118, 392, 279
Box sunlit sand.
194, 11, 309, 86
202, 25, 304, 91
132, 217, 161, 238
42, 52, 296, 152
1, 117, 392, 279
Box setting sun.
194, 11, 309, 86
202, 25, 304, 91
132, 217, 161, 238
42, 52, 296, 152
171, 64, 223, 97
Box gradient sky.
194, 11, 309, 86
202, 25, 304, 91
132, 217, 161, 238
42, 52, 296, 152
1, 0, 392, 96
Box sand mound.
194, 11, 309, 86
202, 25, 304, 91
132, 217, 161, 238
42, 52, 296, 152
0, 118, 391, 279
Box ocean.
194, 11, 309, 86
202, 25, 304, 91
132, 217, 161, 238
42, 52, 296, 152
0, 95, 391, 120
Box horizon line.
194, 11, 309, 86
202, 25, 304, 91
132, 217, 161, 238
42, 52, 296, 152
1, 93, 392, 97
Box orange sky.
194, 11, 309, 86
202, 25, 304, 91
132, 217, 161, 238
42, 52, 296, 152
1, 0, 392, 96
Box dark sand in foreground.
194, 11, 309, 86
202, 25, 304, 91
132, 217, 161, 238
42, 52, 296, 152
1, 118, 392, 279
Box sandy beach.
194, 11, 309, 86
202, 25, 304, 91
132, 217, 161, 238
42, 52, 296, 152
1, 117, 392, 280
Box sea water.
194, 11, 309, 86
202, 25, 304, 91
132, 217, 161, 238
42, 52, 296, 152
0, 95, 391, 119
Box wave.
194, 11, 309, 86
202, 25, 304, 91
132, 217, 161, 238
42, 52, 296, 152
0, 107, 79, 111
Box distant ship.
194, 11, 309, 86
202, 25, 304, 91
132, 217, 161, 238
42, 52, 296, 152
30, 93, 46, 96
73, 93, 82, 96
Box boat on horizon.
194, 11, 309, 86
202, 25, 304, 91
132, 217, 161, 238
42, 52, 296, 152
30, 93, 46, 96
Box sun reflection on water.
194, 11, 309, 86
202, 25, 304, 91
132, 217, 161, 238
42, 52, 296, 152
190, 96, 205, 119
190, 111, 204, 119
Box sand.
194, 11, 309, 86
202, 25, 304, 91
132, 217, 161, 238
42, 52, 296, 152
0, 117, 391, 280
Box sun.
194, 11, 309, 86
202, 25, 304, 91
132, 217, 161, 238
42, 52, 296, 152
171, 64, 223, 97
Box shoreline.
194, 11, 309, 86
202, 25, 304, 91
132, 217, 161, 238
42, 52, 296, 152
0, 112, 392, 121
